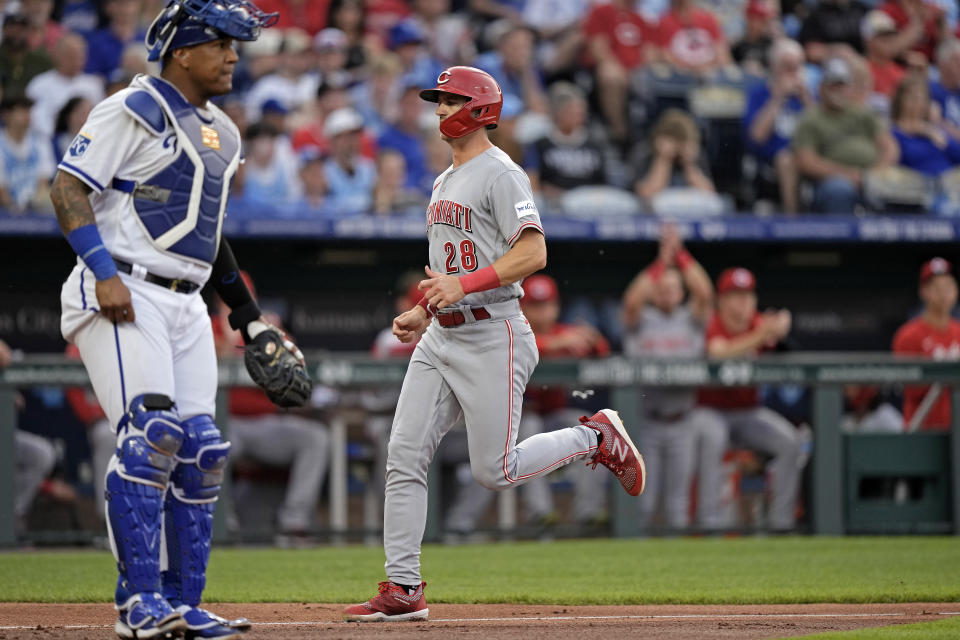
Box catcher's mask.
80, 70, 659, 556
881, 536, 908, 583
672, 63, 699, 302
145, 0, 278, 62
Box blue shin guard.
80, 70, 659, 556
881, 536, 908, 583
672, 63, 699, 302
162, 415, 231, 609
106, 394, 184, 604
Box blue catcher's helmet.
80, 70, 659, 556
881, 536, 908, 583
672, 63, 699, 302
145, 0, 278, 62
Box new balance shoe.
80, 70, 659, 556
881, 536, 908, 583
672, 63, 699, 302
115, 592, 186, 639
176, 605, 251, 640
342, 581, 428, 622
581, 409, 646, 496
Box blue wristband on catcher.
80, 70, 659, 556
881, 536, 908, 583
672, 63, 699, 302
67, 224, 117, 281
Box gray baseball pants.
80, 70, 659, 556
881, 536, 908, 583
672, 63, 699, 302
384, 306, 598, 585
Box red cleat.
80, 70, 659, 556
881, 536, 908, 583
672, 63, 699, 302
342, 581, 429, 622
581, 409, 646, 497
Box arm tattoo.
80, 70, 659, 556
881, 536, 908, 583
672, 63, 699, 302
51, 171, 95, 235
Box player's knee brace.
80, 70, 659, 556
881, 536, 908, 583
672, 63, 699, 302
106, 394, 183, 601
162, 415, 230, 607
114, 393, 184, 488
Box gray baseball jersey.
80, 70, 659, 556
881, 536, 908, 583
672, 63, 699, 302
426, 146, 543, 306
624, 304, 705, 416
382, 145, 598, 586
624, 303, 705, 532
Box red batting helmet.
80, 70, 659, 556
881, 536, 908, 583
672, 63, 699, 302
419, 66, 503, 138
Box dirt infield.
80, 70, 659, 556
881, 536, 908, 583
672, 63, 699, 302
2, 603, 959, 639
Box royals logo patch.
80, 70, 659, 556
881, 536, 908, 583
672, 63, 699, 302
68, 133, 93, 158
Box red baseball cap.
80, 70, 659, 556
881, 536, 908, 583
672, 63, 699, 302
919, 257, 953, 284
717, 267, 756, 294
746, 0, 776, 19
522, 274, 559, 303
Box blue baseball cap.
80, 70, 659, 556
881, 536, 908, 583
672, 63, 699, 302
145, 0, 278, 62
388, 20, 424, 50
261, 98, 289, 116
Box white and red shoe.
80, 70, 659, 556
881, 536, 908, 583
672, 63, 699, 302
342, 581, 429, 622
581, 409, 646, 497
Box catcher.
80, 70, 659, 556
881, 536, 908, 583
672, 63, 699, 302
52, 0, 309, 637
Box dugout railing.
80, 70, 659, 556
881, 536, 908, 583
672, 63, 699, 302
2, 353, 960, 546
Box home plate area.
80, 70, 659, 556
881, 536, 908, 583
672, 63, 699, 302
1, 603, 957, 639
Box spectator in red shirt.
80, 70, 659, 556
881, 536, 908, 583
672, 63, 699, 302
582, 0, 656, 140
892, 258, 960, 431
21, 0, 65, 57
861, 10, 906, 107
697, 268, 806, 532
255, 0, 330, 36
656, 0, 733, 76
291, 79, 378, 160
212, 273, 330, 544
878, 0, 949, 65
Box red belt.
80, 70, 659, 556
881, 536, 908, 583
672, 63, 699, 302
436, 306, 491, 327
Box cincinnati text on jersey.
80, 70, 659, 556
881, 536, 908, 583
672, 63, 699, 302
426, 199, 473, 232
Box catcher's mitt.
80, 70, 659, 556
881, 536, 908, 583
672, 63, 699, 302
243, 327, 312, 408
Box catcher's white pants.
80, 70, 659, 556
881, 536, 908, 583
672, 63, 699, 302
60, 263, 217, 427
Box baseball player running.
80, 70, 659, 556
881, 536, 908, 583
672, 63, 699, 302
343, 66, 646, 623
52, 2, 310, 638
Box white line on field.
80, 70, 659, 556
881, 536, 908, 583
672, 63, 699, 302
2, 611, 959, 630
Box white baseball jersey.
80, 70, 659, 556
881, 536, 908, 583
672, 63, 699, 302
57, 74, 242, 285
426, 146, 543, 306
60, 74, 242, 426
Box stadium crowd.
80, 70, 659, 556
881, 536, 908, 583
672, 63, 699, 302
4, 0, 960, 541
3, 0, 960, 217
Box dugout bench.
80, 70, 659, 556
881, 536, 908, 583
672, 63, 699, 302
2, 353, 960, 545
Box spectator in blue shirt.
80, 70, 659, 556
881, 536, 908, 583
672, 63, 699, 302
474, 21, 548, 114
240, 121, 303, 212
743, 39, 812, 213
0, 96, 56, 213
931, 39, 960, 142
323, 107, 376, 216
387, 19, 445, 91
293, 149, 335, 217
377, 82, 431, 195
84, 0, 145, 79
891, 74, 960, 177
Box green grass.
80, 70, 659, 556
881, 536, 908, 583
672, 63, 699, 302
784, 617, 960, 639
1, 537, 958, 604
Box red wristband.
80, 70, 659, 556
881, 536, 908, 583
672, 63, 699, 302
416, 295, 433, 316
647, 259, 666, 282
459, 266, 500, 294
675, 249, 694, 271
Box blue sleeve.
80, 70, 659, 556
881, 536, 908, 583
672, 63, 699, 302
743, 82, 785, 160
742, 82, 767, 129
944, 136, 960, 165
